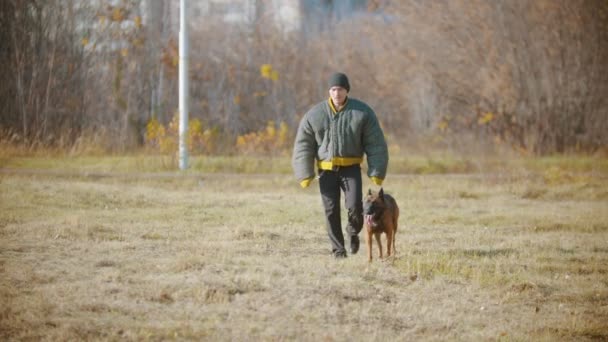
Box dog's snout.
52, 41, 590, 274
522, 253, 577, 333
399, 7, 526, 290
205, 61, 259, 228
364, 204, 381, 217
363, 201, 373, 215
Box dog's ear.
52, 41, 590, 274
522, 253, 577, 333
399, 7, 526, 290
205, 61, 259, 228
379, 188, 384, 200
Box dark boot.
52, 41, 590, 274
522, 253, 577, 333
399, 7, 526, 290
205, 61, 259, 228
334, 250, 347, 258
350, 235, 360, 254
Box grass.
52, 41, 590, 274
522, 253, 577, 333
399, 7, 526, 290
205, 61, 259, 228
1, 155, 608, 340
2, 152, 607, 175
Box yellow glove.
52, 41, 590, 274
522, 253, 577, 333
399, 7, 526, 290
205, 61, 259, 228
299, 177, 313, 188
370, 176, 383, 186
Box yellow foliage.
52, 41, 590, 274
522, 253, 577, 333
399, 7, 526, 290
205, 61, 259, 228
438, 119, 449, 132
478, 112, 494, 125
145, 118, 164, 141
278, 122, 289, 146
235, 121, 291, 156
266, 123, 276, 138
132, 38, 144, 48
81, 37, 89, 47
134, 16, 142, 29
112, 7, 125, 22
146, 117, 289, 156
270, 70, 279, 81
145, 115, 218, 155
260, 64, 273, 78
189, 118, 219, 154
260, 64, 279, 81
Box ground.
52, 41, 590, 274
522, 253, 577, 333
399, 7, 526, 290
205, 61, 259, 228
1, 166, 607, 341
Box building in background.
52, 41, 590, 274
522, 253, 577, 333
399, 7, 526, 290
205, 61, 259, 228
157, 0, 302, 34
153, 0, 371, 36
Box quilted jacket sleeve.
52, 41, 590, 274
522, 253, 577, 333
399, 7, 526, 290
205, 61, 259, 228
292, 114, 317, 182
362, 110, 388, 180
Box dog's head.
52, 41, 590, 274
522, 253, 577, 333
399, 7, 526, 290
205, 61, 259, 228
363, 188, 386, 228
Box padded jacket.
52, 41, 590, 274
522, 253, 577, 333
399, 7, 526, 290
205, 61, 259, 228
292, 97, 388, 184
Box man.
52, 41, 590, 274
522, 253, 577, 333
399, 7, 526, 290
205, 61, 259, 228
292, 72, 389, 258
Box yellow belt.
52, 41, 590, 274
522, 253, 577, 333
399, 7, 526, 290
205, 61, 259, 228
317, 157, 363, 170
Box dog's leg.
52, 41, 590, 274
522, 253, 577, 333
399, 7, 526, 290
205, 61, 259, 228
386, 229, 393, 257
392, 229, 396, 257
366, 228, 373, 262
393, 208, 399, 258
392, 228, 396, 257
391, 226, 397, 255
375, 232, 383, 259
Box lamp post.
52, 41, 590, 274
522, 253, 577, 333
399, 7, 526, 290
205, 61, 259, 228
178, 0, 189, 170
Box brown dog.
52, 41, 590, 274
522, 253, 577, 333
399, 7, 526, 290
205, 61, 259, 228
363, 188, 399, 262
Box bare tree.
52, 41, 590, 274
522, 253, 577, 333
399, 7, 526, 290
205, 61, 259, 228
1, 0, 606, 155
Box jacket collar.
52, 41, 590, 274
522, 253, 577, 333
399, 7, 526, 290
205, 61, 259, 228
328, 97, 349, 114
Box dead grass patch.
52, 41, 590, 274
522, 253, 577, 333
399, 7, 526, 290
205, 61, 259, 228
95, 260, 118, 268
141, 231, 165, 240
1, 167, 607, 341
521, 187, 548, 199
87, 225, 123, 241
531, 222, 608, 233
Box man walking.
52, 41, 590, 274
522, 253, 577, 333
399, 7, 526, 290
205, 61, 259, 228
292, 72, 389, 258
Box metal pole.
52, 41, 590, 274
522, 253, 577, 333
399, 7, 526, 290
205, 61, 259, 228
178, 0, 189, 170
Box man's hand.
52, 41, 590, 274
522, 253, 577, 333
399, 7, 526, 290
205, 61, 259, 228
300, 177, 313, 188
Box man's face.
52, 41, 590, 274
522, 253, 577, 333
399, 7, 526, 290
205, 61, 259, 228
329, 86, 348, 106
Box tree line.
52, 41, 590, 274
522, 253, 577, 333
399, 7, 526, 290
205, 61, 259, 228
1, 0, 607, 155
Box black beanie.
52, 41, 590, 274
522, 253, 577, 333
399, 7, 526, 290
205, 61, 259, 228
328, 72, 350, 92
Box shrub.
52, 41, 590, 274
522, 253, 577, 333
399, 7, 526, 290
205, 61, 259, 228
235, 121, 291, 156
144, 114, 219, 155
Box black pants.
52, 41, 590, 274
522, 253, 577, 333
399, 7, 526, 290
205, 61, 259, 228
318, 165, 363, 255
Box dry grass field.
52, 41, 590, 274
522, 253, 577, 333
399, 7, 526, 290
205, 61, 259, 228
1, 157, 608, 341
